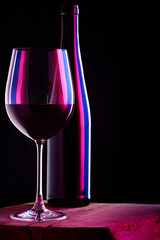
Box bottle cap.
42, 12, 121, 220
61, 4, 79, 15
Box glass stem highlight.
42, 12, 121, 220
32, 140, 46, 213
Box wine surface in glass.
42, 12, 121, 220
6, 104, 73, 140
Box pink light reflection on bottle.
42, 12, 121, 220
74, 12, 85, 199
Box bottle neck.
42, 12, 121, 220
60, 7, 79, 51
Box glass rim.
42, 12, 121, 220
13, 47, 67, 52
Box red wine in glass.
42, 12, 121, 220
6, 104, 73, 140
5, 48, 74, 221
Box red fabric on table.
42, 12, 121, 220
1, 203, 160, 240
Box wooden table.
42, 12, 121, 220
0, 202, 160, 240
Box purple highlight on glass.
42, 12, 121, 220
48, 49, 68, 105
6, 48, 74, 106
16, 51, 29, 104
56, 49, 68, 104
6, 49, 17, 104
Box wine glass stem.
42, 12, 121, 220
32, 140, 46, 212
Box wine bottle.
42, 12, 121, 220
47, 4, 91, 207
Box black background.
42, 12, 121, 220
0, 1, 156, 207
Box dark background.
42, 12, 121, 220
0, 1, 156, 207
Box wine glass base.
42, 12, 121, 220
10, 208, 67, 222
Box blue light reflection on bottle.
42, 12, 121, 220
73, 11, 91, 199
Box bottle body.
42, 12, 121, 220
47, 5, 91, 207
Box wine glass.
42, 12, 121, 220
5, 48, 74, 221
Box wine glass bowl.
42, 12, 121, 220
5, 48, 74, 141
5, 48, 74, 221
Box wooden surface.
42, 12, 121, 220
1, 202, 160, 240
